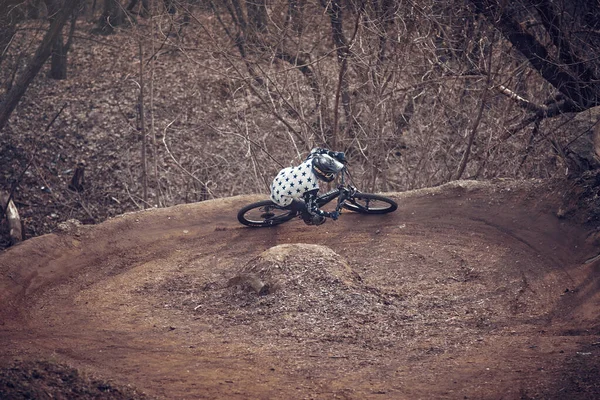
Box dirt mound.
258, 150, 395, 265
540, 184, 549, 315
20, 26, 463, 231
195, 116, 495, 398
227, 243, 360, 295
0, 360, 149, 400
158, 243, 408, 349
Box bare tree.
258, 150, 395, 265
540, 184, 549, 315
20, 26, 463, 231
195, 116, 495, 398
247, 0, 267, 35
0, 0, 82, 134
467, 0, 600, 174
470, 0, 600, 111
286, 0, 306, 34
318, 0, 361, 147
0, 0, 25, 67
45, 0, 79, 80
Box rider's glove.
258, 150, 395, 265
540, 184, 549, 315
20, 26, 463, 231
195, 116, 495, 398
329, 211, 339, 220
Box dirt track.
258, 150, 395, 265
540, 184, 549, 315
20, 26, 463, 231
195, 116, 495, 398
1, 180, 599, 399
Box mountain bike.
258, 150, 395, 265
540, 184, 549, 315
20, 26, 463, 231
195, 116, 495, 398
237, 167, 397, 227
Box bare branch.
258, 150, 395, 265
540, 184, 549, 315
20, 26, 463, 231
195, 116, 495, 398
494, 84, 545, 113
162, 120, 215, 199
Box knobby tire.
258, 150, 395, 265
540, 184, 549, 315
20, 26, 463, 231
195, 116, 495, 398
237, 200, 297, 228
342, 193, 397, 214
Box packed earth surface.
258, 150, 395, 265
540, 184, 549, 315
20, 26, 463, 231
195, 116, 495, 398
1, 179, 599, 399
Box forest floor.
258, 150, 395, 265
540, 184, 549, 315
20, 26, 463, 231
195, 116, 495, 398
1, 178, 599, 399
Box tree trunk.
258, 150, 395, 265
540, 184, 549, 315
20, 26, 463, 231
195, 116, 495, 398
45, 0, 66, 79
0, 0, 81, 134
126, 0, 149, 16
26, 0, 42, 19
247, 0, 267, 34
48, 1, 78, 80
49, 33, 67, 79
319, 0, 351, 145
97, 0, 125, 35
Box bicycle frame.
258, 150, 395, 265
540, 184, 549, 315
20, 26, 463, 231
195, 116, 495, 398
315, 168, 357, 213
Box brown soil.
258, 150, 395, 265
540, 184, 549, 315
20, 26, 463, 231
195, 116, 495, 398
1, 179, 599, 399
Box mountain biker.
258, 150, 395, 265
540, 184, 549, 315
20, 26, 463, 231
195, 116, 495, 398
270, 148, 346, 225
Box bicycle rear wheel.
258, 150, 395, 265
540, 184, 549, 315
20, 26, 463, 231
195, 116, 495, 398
237, 200, 297, 227
342, 193, 397, 214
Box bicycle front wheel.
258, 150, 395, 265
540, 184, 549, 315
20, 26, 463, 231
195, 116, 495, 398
237, 200, 297, 227
342, 193, 397, 214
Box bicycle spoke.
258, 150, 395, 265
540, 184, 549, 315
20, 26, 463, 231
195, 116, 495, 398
342, 193, 397, 214
238, 201, 297, 227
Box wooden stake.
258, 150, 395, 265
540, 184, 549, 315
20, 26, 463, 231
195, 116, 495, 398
1, 191, 22, 244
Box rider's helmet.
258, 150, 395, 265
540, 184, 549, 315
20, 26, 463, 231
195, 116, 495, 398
311, 154, 345, 182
